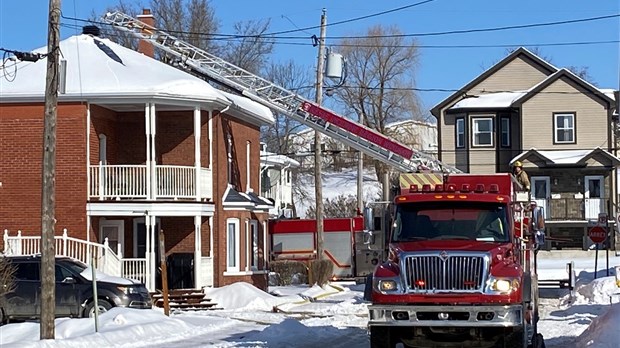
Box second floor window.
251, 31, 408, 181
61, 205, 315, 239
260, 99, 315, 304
500, 117, 510, 147
554, 113, 575, 143
472, 117, 493, 147
456, 118, 465, 148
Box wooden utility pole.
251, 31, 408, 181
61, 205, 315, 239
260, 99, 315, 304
159, 230, 170, 316
314, 9, 327, 261
41, 0, 61, 339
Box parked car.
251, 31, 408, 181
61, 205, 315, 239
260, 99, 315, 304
0, 255, 151, 324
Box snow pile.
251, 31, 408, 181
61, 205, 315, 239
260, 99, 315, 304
575, 305, 620, 347
574, 276, 620, 305
204, 282, 303, 311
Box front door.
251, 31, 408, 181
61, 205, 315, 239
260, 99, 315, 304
584, 175, 605, 219
100, 219, 124, 256
531, 177, 550, 219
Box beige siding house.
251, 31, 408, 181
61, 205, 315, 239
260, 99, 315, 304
431, 47, 618, 250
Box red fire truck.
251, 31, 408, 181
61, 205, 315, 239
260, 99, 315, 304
366, 173, 545, 348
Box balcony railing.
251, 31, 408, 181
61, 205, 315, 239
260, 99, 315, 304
89, 164, 212, 201
546, 198, 609, 221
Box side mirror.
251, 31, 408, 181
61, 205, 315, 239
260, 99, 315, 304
62, 277, 76, 284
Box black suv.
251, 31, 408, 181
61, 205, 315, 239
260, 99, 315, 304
0, 255, 151, 323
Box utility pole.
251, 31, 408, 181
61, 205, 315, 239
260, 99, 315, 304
314, 9, 327, 261
41, 0, 61, 339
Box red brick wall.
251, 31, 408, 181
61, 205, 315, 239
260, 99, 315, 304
0, 103, 88, 239
212, 112, 269, 289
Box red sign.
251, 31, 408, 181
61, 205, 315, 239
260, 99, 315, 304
588, 226, 607, 243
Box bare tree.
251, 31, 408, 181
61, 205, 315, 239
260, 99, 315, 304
0, 257, 16, 298
221, 19, 274, 73
332, 25, 422, 188
261, 60, 313, 154
96, 0, 143, 49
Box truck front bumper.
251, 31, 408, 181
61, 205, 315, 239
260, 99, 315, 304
368, 304, 523, 328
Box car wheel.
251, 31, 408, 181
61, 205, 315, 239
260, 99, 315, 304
83, 299, 113, 318
0, 308, 4, 325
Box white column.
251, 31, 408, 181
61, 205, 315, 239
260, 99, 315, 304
145, 214, 152, 291
246, 141, 251, 192
209, 216, 213, 258
150, 214, 157, 291
86, 103, 91, 243
194, 215, 202, 288
150, 104, 157, 199
194, 106, 201, 201
208, 110, 213, 169
245, 220, 250, 272
145, 104, 152, 199
263, 220, 268, 270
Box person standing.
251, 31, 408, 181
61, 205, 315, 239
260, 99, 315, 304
512, 161, 530, 191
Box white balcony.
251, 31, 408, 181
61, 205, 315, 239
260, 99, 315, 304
89, 164, 212, 201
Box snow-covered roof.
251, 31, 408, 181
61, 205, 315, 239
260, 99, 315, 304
0, 34, 274, 125
220, 91, 274, 124
260, 151, 300, 167
450, 91, 527, 110
511, 148, 620, 166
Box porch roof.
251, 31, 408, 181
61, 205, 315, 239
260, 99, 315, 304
510, 148, 620, 168
449, 91, 527, 110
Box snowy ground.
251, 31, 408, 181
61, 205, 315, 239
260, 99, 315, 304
2, 252, 620, 347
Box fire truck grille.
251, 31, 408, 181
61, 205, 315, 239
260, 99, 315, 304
403, 255, 486, 292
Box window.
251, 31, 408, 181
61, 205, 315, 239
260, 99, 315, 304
250, 220, 259, 270
554, 113, 575, 143
500, 118, 510, 147
455, 118, 465, 148
472, 117, 493, 147
15, 262, 39, 281
226, 218, 240, 272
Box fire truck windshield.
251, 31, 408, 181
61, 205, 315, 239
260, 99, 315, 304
391, 201, 509, 243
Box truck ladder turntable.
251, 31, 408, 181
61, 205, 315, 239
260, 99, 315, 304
103, 11, 461, 174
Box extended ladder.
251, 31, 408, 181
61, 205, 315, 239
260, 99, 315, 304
102, 11, 461, 174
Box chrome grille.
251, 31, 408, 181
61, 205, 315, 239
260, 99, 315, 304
403, 253, 487, 292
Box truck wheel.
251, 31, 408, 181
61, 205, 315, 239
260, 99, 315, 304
370, 326, 394, 348
529, 333, 545, 348
504, 328, 527, 348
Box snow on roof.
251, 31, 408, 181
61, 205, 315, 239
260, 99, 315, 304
600, 88, 616, 102
261, 151, 300, 167
220, 91, 274, 124
450, 91, 527, 109
511, 148, 620, 165
0, 34, 274, 125
0, 35, 228, 104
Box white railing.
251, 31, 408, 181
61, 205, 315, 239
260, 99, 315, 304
89, 164, 212, 201
3, 229, 144, 284
122, 258, 148, 285
89, 164, 148, 199
156, 165, 195, 199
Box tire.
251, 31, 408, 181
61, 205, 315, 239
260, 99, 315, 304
83, 299, 113, 318
0, 308, 4, 325
370, 326, 394, 348
364, 274, 373, 301
528, 333, 545, 348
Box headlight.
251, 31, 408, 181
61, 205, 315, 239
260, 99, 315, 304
117, 286, 140, 295
375, 279, 400, 292
487, 277, 519, 293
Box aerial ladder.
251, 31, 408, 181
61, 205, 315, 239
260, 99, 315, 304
102, 12, 461, 174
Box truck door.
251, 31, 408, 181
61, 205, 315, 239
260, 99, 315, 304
55, 264, 79, 317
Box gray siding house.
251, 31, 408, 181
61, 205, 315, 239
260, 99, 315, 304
431, 47, 618, 250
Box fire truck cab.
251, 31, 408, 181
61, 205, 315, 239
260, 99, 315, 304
366, 173, 545, 348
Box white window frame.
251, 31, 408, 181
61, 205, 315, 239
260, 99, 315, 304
554, 113, 575, 144
455, 118, 465, 148
500, 117, 510, 147
247, 220, 259, 270
226, 218, 240, 272
472, 117, 494, 147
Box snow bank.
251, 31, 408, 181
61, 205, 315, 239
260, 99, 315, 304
575, 304, 620, 347
573, 276, 620, 305
204, 282, 303, 311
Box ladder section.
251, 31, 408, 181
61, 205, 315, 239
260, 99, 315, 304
102, 12, 460, 173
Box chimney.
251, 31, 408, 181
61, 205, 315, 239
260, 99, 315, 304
137, 9, 155, 58
82, 25, 101, 37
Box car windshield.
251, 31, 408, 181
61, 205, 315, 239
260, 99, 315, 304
391, 201, 510, 243
59, 259, 88, 274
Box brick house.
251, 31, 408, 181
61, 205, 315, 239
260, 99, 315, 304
0, 26, 274, 290
431, 47, 618, 250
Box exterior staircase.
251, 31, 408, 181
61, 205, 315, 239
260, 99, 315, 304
151, 288, 219, 311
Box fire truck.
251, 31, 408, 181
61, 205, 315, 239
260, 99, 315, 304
103, 14, 544, 348
366, 172, 545, 348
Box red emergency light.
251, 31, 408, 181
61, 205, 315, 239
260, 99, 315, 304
434, 184, 444, 192
489, 184, 499, 193
422, 184, 432, 192
446, 184, 457, 192
460, 184, 470, 192
415, 279, 425, 287
409, 184, 418, 193
474, 184, 485, 193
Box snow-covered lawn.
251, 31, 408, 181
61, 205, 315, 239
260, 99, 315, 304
2, 253, 620, 347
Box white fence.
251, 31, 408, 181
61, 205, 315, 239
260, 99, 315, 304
3, 229, 148, 286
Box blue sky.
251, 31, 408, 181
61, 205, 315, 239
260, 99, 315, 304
1, 0, 619, 114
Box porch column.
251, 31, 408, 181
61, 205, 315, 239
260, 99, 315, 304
263, 220, 268, 270
145, 214, 155, 291
208, 216, 213, 258
194, 215, 202, 288
208, 110, 213, 169
145, 103, 152, 199
150, 104, 157, 199
194, 106, 201, 201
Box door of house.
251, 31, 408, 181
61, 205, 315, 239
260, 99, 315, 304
531, 177, 550, 218
584, 175, 605, 219
100, 219, 124, 256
